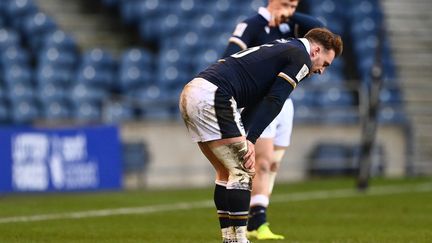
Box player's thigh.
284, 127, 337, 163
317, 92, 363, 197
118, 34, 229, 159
255, 138, 274, 169
179, 78, 245, 143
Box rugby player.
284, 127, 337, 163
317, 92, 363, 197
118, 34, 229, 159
222, 0, 324, 240
179, 28, 342, 243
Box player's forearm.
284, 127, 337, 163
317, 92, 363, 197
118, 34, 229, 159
246, 96, 286, 144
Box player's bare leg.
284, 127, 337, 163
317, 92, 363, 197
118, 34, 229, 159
247, 138, 285, 240
268, 146, 286, 194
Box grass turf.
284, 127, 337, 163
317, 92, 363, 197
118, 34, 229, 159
0, 176, 431, 242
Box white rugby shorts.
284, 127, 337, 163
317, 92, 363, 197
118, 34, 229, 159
259, 98, 294, 147
179, 78, 245, 142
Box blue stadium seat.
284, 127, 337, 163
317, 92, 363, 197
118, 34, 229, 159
6, 0, 39, 29
156, 46, 192, 89
38, 47, 78, 70
320, 108, 359, 124
306, 0, 347, 35
6, 82, 35, 103
191, 13, 218, 36
308, 68, 345, 86
0, 28, 20, 50
290, 86, 317, 107
0, 85, 6, 101
136, 0, 170, 25
192, 47, 220, 75
380, 87, 402, 105
37, 82, 68, 104
10, 99, 39, 124
21, 12, 57, 37
73, 101, 102, 122
293, 104, 320, 123
0, 101, 9, 123
348, 0, 383, 23
168, 31, 201, 56
21, 12, 58, 51
121, 48, 153, 67
36, 64, 74, 86
174, 0, 204, 19
40, 100, 72, 121
119, 0, 141, 25
3, 64, 32, 85
69, 83, 109, 105
102, 100, 135, 123
308, 143, 356, 176
75, 65, 114, 88
139, 13, 181, 42
81, 48, 116, 70
101, 0, 119, 8
378, 105, 406, 124
316, 88, 356, 108
0, 45, 30, 66
128, 84, 173, 120
42, 30, 78, 51
118, 48, 154, 90
118, 65, 153, 91
247, 0, 266, 15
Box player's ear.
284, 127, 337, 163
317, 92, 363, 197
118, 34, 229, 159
311, 46, 319, 58
314, 46, 321, 56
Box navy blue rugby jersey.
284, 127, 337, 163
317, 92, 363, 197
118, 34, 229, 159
199, 38, 310, 107
223, 7, 323, 57
198, 38, 311, 143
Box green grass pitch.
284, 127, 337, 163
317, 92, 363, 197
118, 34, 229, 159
0, 176, 431, 243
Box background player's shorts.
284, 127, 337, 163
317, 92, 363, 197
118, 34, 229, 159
259, 98, 294, 147
179, 78, 245, 142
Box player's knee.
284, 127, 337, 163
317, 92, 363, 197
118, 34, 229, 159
270, 149, 284, 172
270, 161, 281, 172
211, 141, 254, 191
256, 159, 271, 174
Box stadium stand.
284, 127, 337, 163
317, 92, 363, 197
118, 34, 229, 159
0, 0, 425, 188
0, 0, 403, 124
0, 0, 405, 127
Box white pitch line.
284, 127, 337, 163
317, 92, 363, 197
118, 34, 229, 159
0, 182, 431, 224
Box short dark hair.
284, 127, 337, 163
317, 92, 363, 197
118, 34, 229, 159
305, 28, 343, 57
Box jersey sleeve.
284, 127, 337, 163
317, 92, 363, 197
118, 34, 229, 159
290, 12, 325, 37
222, 18, 264, 57
279, 49, 311, 86
245, 48, 311, 143
245, 77, 295, 144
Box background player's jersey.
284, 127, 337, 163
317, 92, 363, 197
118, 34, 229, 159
223, 7, 323, 57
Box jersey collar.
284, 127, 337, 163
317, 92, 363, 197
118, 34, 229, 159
298, 38, 311, 55
258, 7, 292, 34
258, 7, 271, 22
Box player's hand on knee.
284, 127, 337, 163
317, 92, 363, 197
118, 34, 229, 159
243, 140, 255, 171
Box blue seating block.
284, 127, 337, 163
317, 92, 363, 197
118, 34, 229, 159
41, 100, 72, 120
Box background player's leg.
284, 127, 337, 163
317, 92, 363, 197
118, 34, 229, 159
268, 147, 286, 194
248, 138, 273, 232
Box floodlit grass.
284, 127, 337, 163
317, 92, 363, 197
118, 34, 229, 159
0, 177, 431, 242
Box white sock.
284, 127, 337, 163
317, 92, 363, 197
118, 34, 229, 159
232, 226, 249, 243
222, 227, 236, 241
250, 194, 269, 207
268, 171, 277, 194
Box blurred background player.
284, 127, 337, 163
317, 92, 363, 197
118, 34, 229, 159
222, 0, 324, 240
